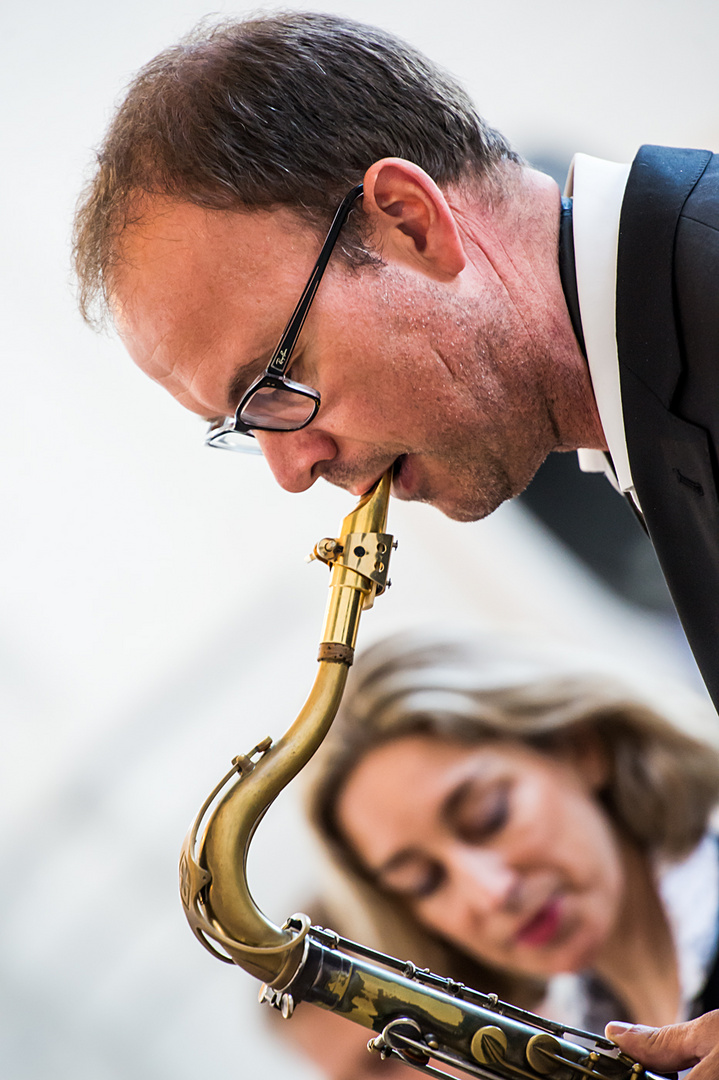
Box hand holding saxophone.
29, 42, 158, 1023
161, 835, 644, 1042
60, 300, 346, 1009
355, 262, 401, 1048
606, 1016, 719, 1080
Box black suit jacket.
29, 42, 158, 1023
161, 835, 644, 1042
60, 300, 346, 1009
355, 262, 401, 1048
616, 145, 719, 710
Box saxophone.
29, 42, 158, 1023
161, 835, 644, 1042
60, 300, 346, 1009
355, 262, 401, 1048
179, 471, 663, 1080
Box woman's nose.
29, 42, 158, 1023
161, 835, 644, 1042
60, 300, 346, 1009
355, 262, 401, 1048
450, 847, 519, 917
254, 426, 338, 492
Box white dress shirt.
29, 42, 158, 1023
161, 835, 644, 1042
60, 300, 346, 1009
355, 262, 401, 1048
565, 153, 640, 508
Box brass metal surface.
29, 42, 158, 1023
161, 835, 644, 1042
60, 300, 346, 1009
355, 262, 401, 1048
472, 1027, 509, 1066
179, 471, 392, 984
526, 1034, 567, 1076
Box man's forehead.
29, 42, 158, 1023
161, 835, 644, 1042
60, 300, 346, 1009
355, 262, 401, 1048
115, 195, 311, 292
112, 197, 318, 415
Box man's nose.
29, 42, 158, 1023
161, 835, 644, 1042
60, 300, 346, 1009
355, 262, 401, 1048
254, 427, 338, 493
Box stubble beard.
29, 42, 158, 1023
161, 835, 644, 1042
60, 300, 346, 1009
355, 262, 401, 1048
321, 271, 556, 521
417, 310, 553, 523
427, 455, 516, 522
318, 430, 518, 522
406, 433, 523, 523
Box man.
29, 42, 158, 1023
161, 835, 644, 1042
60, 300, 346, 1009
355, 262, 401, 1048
73, 12, 719, 1073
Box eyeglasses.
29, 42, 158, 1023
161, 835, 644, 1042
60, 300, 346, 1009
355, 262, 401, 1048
205, 183, 364, 454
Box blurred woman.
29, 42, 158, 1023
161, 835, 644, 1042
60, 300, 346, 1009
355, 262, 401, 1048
306, 631, 719, 1033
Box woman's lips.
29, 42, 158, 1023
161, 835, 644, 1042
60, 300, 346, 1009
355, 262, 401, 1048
516, 895, 564, 948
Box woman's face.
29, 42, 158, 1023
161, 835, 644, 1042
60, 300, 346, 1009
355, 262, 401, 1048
335, 734, 626, 980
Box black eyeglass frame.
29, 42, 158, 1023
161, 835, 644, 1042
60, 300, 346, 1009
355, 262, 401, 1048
205, 183, 364, 450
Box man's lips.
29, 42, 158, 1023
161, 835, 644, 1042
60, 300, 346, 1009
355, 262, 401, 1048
351, 456, 409, 498
515, 895, 564, 948
392, 454, 406, 479
390, 454, 412, 498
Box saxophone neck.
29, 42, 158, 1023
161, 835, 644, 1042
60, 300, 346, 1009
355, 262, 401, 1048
316, 470, 394, 653
180, 470, 395, 984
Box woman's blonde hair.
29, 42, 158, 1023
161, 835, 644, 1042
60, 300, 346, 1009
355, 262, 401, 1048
305, 629, 719, 1007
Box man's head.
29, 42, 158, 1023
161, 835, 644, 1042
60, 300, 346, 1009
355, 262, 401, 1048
75, 13, 602, 520
74, 12, 517, 326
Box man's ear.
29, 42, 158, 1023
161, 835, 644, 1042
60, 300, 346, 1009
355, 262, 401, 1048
362, 158, 466, 279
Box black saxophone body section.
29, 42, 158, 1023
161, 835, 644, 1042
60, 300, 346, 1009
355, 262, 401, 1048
263, 926, 667, 1080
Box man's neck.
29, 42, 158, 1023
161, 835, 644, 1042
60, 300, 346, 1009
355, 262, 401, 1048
458, 168, 606, 453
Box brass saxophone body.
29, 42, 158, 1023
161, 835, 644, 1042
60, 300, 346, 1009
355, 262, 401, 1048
179, 471, 663, 1080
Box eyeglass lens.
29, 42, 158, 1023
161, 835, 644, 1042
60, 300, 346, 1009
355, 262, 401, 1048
239, 385, 316, 430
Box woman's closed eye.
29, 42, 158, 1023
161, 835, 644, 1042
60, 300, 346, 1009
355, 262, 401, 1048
374, 783, 510, 899
378, 854, 446, 899
449, 780, 510, 844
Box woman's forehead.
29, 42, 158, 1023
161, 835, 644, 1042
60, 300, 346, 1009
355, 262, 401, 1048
338, 734, 527, 827
353, 730, 539, 774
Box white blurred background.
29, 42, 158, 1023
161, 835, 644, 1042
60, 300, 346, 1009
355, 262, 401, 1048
2, 1, 718, 1077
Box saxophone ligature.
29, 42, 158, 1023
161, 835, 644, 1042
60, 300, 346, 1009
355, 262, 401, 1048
179, 470, 663, 1080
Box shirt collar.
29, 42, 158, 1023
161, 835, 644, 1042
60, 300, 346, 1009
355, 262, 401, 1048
565, 153, 635, 497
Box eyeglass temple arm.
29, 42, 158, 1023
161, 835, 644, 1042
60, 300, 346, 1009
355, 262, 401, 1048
267, 184, 364, 376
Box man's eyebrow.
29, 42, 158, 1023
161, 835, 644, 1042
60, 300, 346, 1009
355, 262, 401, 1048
201, 413, 226, 426
226, 352, 272, 411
